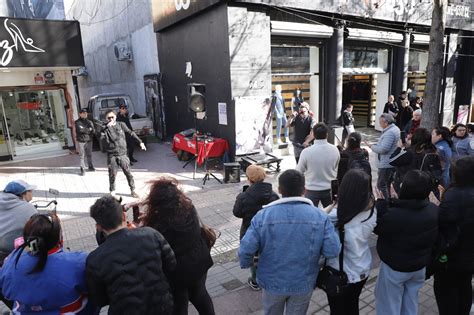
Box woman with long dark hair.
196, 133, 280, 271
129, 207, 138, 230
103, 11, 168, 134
451, 123, 473, 161
434, 156, 474, 315
391, 128, 442, 193
337, 132, 371, 183
432, 127, 453, 187
0, 213, 95, 314
141, 177, 215, 315
325, 169, 376, 315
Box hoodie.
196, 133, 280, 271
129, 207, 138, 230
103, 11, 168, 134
0, 192, 37, 242
233, 182, 279, 239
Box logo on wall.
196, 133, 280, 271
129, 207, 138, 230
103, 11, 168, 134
0, 18, 46, 67
44, 71, 55, 84
34, 73, 44, 85
175, 0, 190, 11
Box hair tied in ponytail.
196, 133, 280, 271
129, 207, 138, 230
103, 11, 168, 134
27, 237, 42, 255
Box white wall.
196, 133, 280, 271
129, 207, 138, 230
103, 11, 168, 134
64, 0, 160, 116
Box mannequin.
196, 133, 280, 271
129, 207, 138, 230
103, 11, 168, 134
291, 88, 304, 113
272, 85, 289, 144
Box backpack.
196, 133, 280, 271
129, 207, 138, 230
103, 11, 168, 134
347, 150, 372, 177
419, 153, 443, 189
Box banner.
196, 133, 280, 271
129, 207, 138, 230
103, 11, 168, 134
235, 96, 273, 155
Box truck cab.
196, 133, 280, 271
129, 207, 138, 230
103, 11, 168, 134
87, 93, 154, 150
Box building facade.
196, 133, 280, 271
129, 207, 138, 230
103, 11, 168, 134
153, 0, 473, 156
0, 10, 85, 161
64, 0, 166, 138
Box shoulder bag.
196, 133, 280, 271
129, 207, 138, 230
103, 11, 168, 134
316, 225, 349, 297
198, 214, 221, 249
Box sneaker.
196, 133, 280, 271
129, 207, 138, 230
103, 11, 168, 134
110, 191, 116, 197
131, 191, 139, 198
130, 158, 138, 163
284, 137, 290, 143
88, 166, 96, 171
247, 278, 261, 291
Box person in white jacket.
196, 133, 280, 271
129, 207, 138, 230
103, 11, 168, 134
324, 169, 377, 315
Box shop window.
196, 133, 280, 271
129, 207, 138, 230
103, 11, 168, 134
408, 50, 428, 72
271, 47, 310, 74
343, 47, 388, 72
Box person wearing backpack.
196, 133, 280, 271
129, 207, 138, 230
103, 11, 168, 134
324, 169, 376, 315
389, 128, 442, 194
337, 132, 371, 183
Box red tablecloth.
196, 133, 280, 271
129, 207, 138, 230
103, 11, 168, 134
172, 133, 229, 166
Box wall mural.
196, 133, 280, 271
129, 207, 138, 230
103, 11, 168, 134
7, 0, 65, 20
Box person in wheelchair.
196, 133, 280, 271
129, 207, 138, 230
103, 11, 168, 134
0, 180, 38, 265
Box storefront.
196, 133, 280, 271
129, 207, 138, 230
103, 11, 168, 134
0, 17, 84, 161
153, 0, 472, 156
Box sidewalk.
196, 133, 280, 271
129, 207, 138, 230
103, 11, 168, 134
0, 132, 470, 314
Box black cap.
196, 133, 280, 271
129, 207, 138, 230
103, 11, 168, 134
80, 108, 88, 113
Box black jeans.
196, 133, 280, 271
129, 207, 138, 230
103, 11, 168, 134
172, 273, 215, 315
305, 189, 332, 207
327, 278, 367, 315
126, 136, 135, 160
107, 154, 135, 191
434, 269, 473, 315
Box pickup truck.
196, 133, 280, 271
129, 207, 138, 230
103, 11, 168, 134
87, 93, 154, 151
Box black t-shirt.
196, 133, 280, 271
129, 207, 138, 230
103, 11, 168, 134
291, 115, 313, 144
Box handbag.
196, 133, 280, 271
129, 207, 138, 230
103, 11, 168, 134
198, 215, 221, 249
316, 225, 349, 297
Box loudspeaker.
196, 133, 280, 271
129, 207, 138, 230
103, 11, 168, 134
188, 83, 206, 113
224, 162, 241, 183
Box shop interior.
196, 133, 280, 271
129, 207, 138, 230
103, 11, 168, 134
0, 89, 67, 160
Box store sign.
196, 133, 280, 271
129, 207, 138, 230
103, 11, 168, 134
0, 19, 46, 67
152, 0, 221, 31
34, 73, 45, 84
44, 71, 55, 84
0, 17, 84, 68
17, 101, 41, 110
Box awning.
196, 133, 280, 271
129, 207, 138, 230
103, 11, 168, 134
271, 21, 333, 38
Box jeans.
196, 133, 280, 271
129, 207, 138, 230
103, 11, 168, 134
377, 168, 395, 200
262, 290, 312, 315
305, 189, 332, 208
107, 154, 135, 192
125, 135, 135, 160
293, 144, 304, 164
327, 278, 367, 315
172, 273, 215, 315
434, 269, 473, 315
78, 141, 93, 169
375, 262, 425, 315
275, 115, 289, 142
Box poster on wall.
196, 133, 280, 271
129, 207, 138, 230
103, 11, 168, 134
235, 96, 273, 155
144, 74, 166, 140
7, 0, 65, 20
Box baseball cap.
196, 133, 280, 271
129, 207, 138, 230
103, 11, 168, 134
4, 180, 36, 196
79, 108, 88, 113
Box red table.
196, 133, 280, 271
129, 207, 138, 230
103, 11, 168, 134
172, 133, 229, 166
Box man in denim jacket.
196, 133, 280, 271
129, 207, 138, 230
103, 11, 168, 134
239, 169, 341, 314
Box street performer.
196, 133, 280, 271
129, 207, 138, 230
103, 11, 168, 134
100, 109, 146, 198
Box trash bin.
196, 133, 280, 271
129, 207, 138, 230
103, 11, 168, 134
223, 162, 241, 183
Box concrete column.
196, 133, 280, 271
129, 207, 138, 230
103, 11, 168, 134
402, 30, 411, 92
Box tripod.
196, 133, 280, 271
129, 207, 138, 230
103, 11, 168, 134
201, 135, 222, 186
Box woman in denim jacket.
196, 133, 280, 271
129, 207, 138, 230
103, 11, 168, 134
451, 124, 474, 161
325, 169, 376, 315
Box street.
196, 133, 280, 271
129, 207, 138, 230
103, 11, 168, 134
1, 133, 466, 314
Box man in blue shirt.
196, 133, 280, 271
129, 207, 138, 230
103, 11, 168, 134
239, 169, 341, 314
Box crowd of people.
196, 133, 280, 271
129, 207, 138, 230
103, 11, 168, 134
0, 106, 473, 314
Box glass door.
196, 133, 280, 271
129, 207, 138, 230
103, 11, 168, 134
0, 95, 14, 161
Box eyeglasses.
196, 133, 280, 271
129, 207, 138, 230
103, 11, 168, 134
106, 116, 115, 120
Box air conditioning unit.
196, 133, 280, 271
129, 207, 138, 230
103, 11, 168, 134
114, 42, 132, 61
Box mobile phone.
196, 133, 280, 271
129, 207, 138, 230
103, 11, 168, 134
331, 180, 339, 202
132, 205, 140, 223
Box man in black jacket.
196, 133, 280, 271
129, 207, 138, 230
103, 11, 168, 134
75, 108, 95, 176
101, 110, 146, 198
86, 196, 176, 314
116, 104, 137, 164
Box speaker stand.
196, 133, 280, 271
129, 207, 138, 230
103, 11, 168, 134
201, 136, 222, 186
